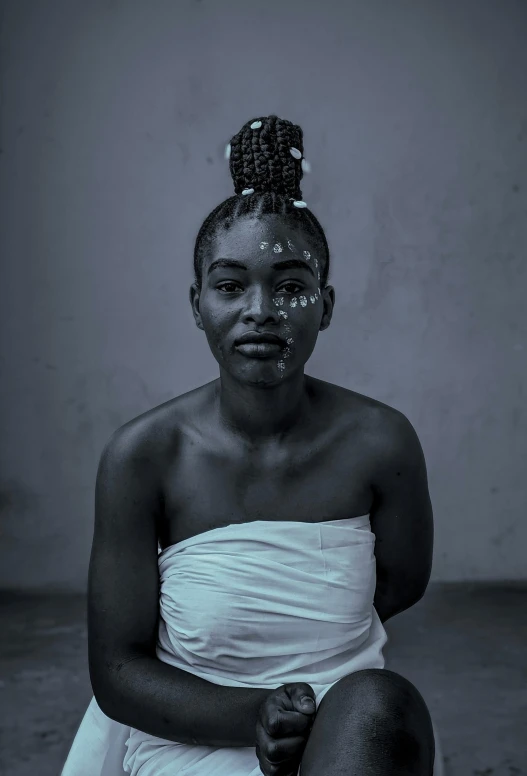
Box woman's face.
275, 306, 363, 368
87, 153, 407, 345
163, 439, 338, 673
190, 214, 334, 386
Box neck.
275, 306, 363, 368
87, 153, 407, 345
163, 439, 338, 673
215, 368, 311, 444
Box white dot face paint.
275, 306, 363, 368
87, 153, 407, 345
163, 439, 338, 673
273, 297, 284, 306
287, 239, 295, 251
317, 287, 321, 295
278, 310, 288, 318
314, 258, 318, 268
303, 251, 311, 261
259, 241, 269, 250
277, 360, 286, 371
273, 243, 283, 253
310, 295, 316, 304
299, 295, 308, 307
286, 337, 294, 345
290, 297, 298, 308
282, 347, 292, 359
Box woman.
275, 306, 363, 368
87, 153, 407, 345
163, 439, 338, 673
61, 115, 441, 776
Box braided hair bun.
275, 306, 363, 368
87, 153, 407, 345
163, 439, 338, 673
193, 115, 330, 288
228, 115, 305, 201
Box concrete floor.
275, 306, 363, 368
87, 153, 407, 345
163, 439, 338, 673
0, 583, 525, 776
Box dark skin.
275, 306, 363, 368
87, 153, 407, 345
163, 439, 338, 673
88, 214, 435, 774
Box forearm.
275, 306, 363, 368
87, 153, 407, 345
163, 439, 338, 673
95, 655, 272, 747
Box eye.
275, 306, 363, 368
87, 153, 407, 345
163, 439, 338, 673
278, 282, 304, 294
217, 282, 242, 293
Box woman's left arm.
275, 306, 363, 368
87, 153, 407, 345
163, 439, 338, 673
370, 410, 434, 624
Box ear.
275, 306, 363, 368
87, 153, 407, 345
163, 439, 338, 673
189, 283, 204, 331
319, 285, 335, 332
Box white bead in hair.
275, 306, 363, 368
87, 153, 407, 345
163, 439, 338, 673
293, 200, 307, 208
225, 143, 231, 160
242, 188, 254, 196
301, 158, 311, 173
290, 147, 302, 160
251, 121, 262, 129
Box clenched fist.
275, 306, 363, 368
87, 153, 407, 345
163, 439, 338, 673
255, 683, 317, 776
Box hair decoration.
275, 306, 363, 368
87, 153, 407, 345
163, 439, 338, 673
290, 147, 302, 160
242, 188, 255, 196
293, 200, 307, 208
250, 120, 263, 129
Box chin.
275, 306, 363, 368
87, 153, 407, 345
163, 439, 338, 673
232, 362, 290, 387
244, 376, 283, 388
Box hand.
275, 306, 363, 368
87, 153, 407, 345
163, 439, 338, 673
255, 682, 317, 776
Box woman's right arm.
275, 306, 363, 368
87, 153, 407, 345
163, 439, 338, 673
88, 424, 271, 748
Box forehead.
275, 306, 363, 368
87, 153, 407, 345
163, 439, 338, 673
210, 215, 317, 262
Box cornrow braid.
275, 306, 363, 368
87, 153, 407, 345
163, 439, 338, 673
193, 115, 330, 288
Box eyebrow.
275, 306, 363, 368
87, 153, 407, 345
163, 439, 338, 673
207, 258, 315, 277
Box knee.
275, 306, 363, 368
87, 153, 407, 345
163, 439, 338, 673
319, 669, 435, 767
323, 668, 430, 722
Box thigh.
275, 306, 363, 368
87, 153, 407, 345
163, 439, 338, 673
300, 669, 435, 776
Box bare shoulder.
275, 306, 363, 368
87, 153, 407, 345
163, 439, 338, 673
309, 376, 425, 467
101, 380, 217, 464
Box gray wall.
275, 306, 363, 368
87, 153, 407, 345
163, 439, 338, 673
1, 0, 526, 591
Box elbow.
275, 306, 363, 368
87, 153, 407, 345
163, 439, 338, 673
413, 579, 430, 606
411, 562, 432, 607
89, 657, 131, 724
400, 576, 431, 611
374, 576, 430, 623
89, 651, 153, 724
89, 667, 120, 722
93, 690, 119, 722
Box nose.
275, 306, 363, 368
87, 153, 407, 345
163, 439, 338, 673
242, 287, 281, 326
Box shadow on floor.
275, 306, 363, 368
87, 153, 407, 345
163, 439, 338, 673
0, 583, 525, 776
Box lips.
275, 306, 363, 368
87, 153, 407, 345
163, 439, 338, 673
234, 331, 286, 358
235, 332, 285, 346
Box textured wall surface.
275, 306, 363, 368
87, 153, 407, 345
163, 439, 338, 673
1, 0, 526, 590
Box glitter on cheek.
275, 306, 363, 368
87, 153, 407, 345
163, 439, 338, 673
303, 251, 311, 261
278, 310, 288, 319
290, 297, 298, 308
273, 243, 283, 253
259, 241, 269, 250
299, 295, 308, 307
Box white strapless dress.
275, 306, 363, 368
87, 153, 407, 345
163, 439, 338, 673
60, 515, 443, 775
